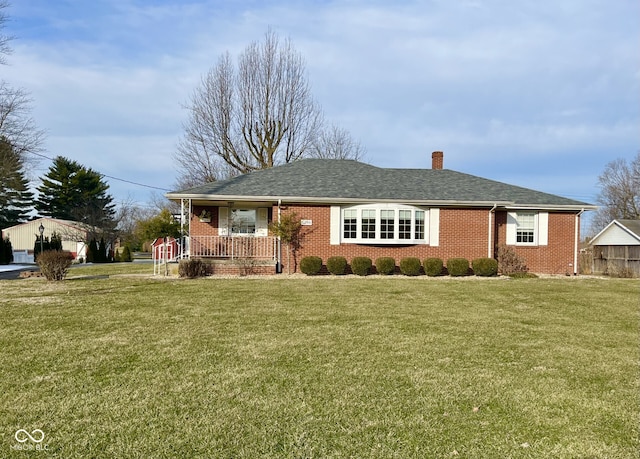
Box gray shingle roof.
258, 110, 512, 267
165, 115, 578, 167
167, 159, 594, 208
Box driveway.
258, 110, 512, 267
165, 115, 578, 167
0, 264, 38, 280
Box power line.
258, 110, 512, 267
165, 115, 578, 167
26, 151, 172, 192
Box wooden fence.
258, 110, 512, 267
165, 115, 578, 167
593, 245, 640, 277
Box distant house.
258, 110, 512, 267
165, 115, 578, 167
1, 217, 90, 263
590, 219, 640, 277
166, 152, 596, 275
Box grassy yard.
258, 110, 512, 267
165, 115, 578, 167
1, 267, 638, 458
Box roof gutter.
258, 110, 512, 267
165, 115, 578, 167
488, 204, 497, 258
573, 208, 585, 275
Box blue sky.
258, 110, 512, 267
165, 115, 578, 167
3, 0, 639, 227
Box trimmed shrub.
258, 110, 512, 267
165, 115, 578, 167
300, 256, 322, 275
178, 259, 208, 278
399, 257, 421, 276
423, 257, 443, 277
326, 256, 347, 275
447, 258, 470, 277
121, 245, 133, 262
375, 257, 395, 275
37, 250, 73, 281
472, 257, 499, 277
351, 257, 372, 276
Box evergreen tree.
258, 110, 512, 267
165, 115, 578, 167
98, 237, 107, 263
0, 137, 34, 228
35, 156, 116, 228
34, 235, 50, 262
49, 231, 63, 251
1, 235, 14, 264
121, 245, 132, 262
86, 238, 98, 263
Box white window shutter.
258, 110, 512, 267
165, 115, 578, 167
506, 212, 517, 245
538, 212, 548, 246
218, 207, 228, 236
256, 208, 269, 236
429, 208, 439, 246
330, 206, 341, 245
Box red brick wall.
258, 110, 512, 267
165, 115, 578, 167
281, 205, 578, 275
191, 205, 220, 236
189, 204, 579, 275
494, 211, 578, 274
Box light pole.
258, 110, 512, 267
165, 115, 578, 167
38, 223, 44, 260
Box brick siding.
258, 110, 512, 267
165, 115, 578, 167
282, 205, 579, 275
190, 204, 580, 275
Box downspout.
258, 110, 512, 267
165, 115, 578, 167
276, 199, 282, 273
573, 208, 585, 276
488, 204, 497, 258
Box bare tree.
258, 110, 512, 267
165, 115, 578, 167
0, 1, 13, 65
591, 152, 640, 232
310, 124, 366, 161
176, 29, 365, 187
0, 3, 45, 167
0, 82, 45, 161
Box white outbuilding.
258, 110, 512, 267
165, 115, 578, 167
0, 217, 90, 263
590, 219, 640, 277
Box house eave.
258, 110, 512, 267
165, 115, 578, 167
166, 193, 593, 211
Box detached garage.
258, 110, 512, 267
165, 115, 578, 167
0, 217, 90, 263
590, 219, 640, 277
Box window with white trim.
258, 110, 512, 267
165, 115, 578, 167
361, 209, 376, 239
380, 210, 394, 239
415, 210, 425, 239
506, 211, 549, 246
344, 209, 357, 239
516, 213, 535, 244
341, 204, 429, 244
219, 207, 269, 236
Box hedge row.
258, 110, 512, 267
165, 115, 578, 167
300, 256, 499, 277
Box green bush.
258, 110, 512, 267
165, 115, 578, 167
375, 257, 395, 275
423, 257, 443, 276
399, 257, 421, 276
300, 256, 322, 275
121, 245, 133, 262
326, 256, 347, 275
178, 259, 208, 278
350, 257, 372, 276
447, 258, 470, 277
472, 257, 499, 276
37, 250, 73, 281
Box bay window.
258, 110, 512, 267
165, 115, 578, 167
341, 204, 430, 244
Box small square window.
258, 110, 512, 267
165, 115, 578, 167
344, 209, 357, 239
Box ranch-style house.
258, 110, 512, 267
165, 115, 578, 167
166, 152, 596, 275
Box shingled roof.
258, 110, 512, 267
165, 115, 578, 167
167, 159, 594, 209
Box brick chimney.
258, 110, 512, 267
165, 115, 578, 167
432, 151, 443, 170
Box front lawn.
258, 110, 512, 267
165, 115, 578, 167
1, 273, 638, 458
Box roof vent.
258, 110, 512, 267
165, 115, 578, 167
432, 151, 443, 170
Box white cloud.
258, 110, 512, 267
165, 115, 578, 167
2, 0, 638, 207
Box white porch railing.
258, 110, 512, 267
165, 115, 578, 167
188, 236, 277, 260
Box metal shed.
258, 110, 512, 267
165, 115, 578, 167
0, 217, 89, 263
590, 219, 640, 277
